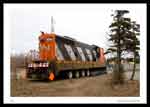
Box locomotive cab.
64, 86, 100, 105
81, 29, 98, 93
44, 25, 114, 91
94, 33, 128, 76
39, 32, 56, 61
27, 32, 56, 80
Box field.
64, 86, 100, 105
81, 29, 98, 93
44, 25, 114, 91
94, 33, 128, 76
11, 68, 139, 96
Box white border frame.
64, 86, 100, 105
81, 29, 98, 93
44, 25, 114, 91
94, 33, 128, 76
4, 3, 147, 104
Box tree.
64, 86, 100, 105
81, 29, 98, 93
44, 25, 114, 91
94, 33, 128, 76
106, 10, 132, 84
106, 10, 140, 82
126, 21, 140, 80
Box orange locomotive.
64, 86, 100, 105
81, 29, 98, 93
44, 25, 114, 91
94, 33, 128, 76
27, 32, 106, 81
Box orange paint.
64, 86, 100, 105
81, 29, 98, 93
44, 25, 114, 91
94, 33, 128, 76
99, 48, 106, 64
49, 72, 55, 80
39, 33, 56, 61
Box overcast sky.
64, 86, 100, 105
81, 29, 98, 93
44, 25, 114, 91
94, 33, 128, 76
4, 4, 146, 55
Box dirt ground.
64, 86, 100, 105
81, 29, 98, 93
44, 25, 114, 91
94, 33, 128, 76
11, 69, 139, 97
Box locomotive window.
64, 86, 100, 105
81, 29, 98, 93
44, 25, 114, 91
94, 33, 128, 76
85, 49, 93, 61
39, 44, 50, 50
39, 44, 44, 49
39, 38, 45, 42
76, 47, 86, 61
64, 44, 76, 61
46, 38, 53, 42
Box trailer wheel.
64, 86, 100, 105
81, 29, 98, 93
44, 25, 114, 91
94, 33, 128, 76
86, 70, 90, 76
81, 70, 85, 77
68, 71, 73, 79
75, 71, 80, 78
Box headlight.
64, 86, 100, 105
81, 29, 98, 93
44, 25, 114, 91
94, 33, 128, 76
39, 63, 42, 67
45, 63, 49, 67
43, 63, 46, 67
33, 64, 36, 67
42, 63, 49, 67
28, 64, 32, 67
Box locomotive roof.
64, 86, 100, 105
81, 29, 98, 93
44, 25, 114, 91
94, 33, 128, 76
56, 34, 100, 49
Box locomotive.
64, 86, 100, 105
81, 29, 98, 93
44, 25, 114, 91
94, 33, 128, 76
27, 32, 106, 80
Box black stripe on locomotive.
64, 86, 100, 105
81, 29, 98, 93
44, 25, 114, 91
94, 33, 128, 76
55, 35, 101, 61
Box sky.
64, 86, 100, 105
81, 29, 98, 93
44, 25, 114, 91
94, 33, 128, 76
4, 4, 146, 55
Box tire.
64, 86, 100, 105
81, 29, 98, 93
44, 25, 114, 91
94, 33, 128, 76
81, 70, 85, 77
68, 71, 73, 79
75, 71, 80, 78
86, 70, 90, 76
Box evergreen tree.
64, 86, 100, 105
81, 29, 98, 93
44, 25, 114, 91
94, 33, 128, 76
108, 10, 131, 68
106, 10, 140, 82
126, 21, 140, 80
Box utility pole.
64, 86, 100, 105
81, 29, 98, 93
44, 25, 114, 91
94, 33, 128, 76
51, 16, 54, 33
